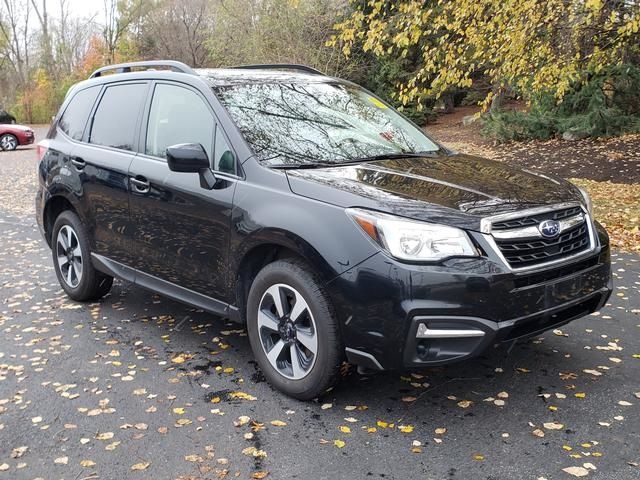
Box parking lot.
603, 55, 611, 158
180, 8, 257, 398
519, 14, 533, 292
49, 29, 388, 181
0, 129, 638, 479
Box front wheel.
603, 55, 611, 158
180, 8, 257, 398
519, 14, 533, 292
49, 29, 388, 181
52, 210, 113, 301
246, 259, 342, 400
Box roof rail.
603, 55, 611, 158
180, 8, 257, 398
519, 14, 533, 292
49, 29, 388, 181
229, 64, 325, 76
89, 60, 197, 79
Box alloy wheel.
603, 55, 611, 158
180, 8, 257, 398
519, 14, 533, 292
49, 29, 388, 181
1, 135, 17, 150
258, 283, 318, 380
56, 225, 83, 288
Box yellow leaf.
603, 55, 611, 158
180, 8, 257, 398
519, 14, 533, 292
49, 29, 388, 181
339, 425, 351, 433
270, 420, 287, 427
131, 461, 150, 471
376, 420, 388, 428
574, 392, 586, 398
80, 460, 96, 467
399, 425, 414, 433
229, 391, 257, 401
334, 439, 346, 448
473, 454, 485, 461
543, 422, 564, 430
173, 407, 185, 415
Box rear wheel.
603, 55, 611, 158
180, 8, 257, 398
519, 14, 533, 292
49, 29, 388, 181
52, 211, 113, 301
0, 134, 18, 151
247, 259, 342, 400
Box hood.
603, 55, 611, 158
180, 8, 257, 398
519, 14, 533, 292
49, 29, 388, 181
286, 153, 583, 230
4, 124, 32, 132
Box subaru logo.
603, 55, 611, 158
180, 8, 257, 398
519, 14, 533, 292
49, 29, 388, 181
538, 219, 560, 238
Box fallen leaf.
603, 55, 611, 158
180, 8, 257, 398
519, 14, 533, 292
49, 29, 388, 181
562, 466, 589, 477
333, 439, 346, 448
398, 425, 414, 433
80, 460, 96, 467
11, 446, 27, 459
543, 422, 564, 430
229, 391, 257, 401
54, 456, 69, 465
270, 420, 287, 427
131, 461, 151, 471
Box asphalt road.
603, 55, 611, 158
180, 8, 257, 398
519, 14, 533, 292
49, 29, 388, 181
0, 130, 639, 480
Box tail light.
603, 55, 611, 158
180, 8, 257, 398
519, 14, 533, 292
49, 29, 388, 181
36, 142, 48, 162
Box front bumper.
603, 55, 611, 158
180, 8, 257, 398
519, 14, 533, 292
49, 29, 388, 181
327, 221, 612, 370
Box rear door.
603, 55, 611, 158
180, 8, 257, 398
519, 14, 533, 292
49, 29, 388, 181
73, 81, 149, 267
127, 81, 238, 300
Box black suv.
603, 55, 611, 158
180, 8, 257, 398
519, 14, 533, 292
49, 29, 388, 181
36, 61, 612, 399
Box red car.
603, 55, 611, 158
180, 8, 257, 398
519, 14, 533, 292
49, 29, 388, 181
0, 124, 35, 151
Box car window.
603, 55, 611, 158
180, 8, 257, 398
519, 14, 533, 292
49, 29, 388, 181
145, 83, 214, 160
214, 126, 236, 175
215, 82, 440, 167
90, 83, 147, 151
59, 86, 101, 140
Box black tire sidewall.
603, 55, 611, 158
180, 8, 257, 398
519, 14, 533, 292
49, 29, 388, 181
247, 260, 341, 400
52, 211, 99, 301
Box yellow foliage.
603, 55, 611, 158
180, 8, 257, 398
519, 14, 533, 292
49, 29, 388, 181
331, 0, 640, 106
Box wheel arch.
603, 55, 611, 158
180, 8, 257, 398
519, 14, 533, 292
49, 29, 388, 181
232, 230, 337, 324
42, 193, 83, 247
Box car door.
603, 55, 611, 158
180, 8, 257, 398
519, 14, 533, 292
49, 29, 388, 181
127, 80, 239, 300
67, 81, 149, 269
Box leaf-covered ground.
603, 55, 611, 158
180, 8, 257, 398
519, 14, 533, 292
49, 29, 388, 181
428, 108, 640, 252
0, 127, 638, 479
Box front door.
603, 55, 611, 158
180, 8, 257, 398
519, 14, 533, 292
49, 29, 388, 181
127, 81, 238, 300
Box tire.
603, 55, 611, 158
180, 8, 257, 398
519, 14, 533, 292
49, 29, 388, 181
0, 134, 18, 151
246, 259, 342, 400
52, 210, 113, 301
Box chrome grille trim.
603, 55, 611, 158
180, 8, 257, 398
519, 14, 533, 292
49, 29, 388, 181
481, 202, 597, 272
491, 213, 585, 240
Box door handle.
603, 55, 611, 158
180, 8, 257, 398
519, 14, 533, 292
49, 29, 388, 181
70, 157, 86, 170
130, 176, 150, 193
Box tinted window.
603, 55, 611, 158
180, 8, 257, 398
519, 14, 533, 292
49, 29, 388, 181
215, 82, 440, 167
59, 86, 100, 140
146, 84, 214, 159
90, 83, 147, 150
214, 126, 235, 174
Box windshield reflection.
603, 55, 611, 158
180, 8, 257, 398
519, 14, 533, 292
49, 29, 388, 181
214, 82, 439, 166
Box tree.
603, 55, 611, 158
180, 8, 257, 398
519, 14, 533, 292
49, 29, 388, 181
330, 0, 640, 109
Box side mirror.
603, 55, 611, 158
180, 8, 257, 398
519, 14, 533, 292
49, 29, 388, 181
166, 143, 217, 189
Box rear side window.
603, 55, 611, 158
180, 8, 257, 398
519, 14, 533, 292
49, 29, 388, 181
90, 83, 147, 151
59, 86, 100, 140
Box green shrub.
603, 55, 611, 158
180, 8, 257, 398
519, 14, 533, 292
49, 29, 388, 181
482, 64, 640, 142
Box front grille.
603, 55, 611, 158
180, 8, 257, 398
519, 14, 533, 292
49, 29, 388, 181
490, 206, 593, 269
491, 206, 582, 231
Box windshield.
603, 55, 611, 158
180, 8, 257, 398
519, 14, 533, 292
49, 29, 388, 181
214, 82, 440, 167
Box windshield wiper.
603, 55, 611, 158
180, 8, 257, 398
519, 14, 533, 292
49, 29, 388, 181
269, 162, 338, 169
268, 151, 439, 169
343, 151, 437, 164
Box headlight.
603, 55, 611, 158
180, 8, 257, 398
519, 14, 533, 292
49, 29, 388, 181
577, 187, 593, 215
346, 208, 478, 262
